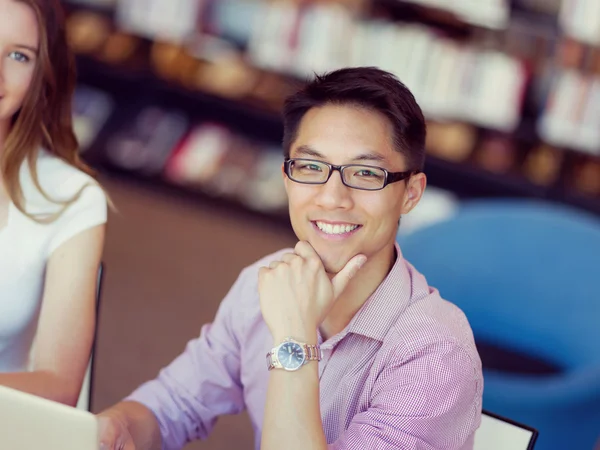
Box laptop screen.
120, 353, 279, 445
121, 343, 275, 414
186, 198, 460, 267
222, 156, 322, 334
474, 411, 538, 450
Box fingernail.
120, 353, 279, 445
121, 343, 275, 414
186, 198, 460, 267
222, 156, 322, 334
357, 256, 367, 268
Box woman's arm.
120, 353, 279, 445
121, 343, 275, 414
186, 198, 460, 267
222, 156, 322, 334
0, 224, 105, 405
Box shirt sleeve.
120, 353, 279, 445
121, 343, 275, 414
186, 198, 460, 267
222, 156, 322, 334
328, 340, 482, 450
46, 181, 107, 256
125, 268, 251, 450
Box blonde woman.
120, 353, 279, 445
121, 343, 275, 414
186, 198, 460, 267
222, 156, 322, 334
0, 0, 107, 405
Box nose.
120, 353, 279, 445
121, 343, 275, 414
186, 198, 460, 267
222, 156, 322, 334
314, 169, 354, 210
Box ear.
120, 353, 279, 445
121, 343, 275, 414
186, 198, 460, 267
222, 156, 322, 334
282, 162, 291, 195
401, 172, 427, 215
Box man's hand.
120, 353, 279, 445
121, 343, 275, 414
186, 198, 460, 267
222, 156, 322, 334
258, 241, 366, 341
98, 412, 136, 450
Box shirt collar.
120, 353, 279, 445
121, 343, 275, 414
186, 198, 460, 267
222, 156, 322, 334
321, 242, 414, 347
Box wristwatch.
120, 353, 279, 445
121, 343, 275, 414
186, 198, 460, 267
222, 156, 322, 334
266, 337, 322, 371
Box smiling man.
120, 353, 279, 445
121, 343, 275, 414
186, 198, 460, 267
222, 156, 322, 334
98, 67, 483, 450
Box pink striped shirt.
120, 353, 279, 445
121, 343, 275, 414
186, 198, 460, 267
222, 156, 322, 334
128, 244, 483, 450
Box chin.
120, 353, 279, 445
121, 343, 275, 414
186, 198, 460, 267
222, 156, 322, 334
322, 260, 345, 275
313, 246, 353, 275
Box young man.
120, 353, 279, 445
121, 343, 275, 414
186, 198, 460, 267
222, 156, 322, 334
98, 67, 483, 450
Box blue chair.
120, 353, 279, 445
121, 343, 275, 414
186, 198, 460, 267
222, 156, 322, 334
398, 199, 600, 450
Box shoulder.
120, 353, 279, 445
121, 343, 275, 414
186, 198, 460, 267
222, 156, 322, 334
32, 150, 102, 198
384, 262, 481, 373
15, 150, 108, 255
20, 150, 106, 214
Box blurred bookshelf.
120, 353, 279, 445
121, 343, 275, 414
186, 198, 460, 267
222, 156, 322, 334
63, 0, 600, 224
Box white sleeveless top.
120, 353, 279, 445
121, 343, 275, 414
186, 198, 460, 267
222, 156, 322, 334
0, 150, 107, 372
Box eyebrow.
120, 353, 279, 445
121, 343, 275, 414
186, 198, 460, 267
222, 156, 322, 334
294, 145, 387, 163
16, 44, 39, 54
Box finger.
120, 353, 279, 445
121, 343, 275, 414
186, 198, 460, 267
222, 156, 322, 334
99, 443, 117, 450
280, 252, 298, 264
268, 260, 283, 270
294, 241, 320, 262
98, 435, 115, 450
97, 417, 116, 450
294, 241, 324, 271
331, 254, 367, 298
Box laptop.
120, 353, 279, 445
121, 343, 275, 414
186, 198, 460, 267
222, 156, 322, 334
475, 410, 539, 450
0, 384, 98, 450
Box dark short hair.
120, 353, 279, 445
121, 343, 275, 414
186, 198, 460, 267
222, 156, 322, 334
282, 67, 427, 171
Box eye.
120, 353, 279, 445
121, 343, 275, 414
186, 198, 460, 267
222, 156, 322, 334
8, 51, 30, 63
356, 169, 380, 178
297, 162, 322, 172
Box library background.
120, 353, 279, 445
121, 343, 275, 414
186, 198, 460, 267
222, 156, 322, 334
59, 1, 600, 449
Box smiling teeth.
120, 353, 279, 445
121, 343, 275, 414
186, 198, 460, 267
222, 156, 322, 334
316, 222, 359, 235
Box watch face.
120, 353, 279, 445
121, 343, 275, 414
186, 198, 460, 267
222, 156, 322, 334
277, 342, 305, 371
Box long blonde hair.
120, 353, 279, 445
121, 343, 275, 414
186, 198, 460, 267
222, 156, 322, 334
1, 0, 99, 223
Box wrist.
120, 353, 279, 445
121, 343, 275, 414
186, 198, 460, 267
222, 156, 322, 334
99, 404, 134, 430
99, 409, 127, 428
271, 317, 317, 345
266, 335, 322, 372
272, 329, 317, 346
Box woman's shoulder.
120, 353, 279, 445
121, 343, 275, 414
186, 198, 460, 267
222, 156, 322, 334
35, 150, 100, 195
20, 149, 104, 204
16, 150, 107, 226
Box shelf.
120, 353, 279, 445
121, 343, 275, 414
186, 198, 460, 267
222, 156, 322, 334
78, 94, 291, 227
63, 2, 599, 222
93, 162, 293, 229
62, 0, 115, 15
75, 54, 285, 143
373, 0, 509, 33
73, 51, 599, 221
423, 155, 549, 200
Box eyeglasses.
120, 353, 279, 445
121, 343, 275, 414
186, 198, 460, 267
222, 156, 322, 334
284, 158, 418, 191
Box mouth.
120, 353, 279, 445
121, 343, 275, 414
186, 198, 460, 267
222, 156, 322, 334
312, 220, 362, 237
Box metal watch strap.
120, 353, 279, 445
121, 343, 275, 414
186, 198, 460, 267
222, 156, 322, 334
304, 343, 322, 361
266, 350, 277, 371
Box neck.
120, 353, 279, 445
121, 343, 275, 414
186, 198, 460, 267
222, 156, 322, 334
320, 245, 397, 341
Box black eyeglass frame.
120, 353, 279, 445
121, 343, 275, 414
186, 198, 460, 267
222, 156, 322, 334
284, 158, 419, 191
